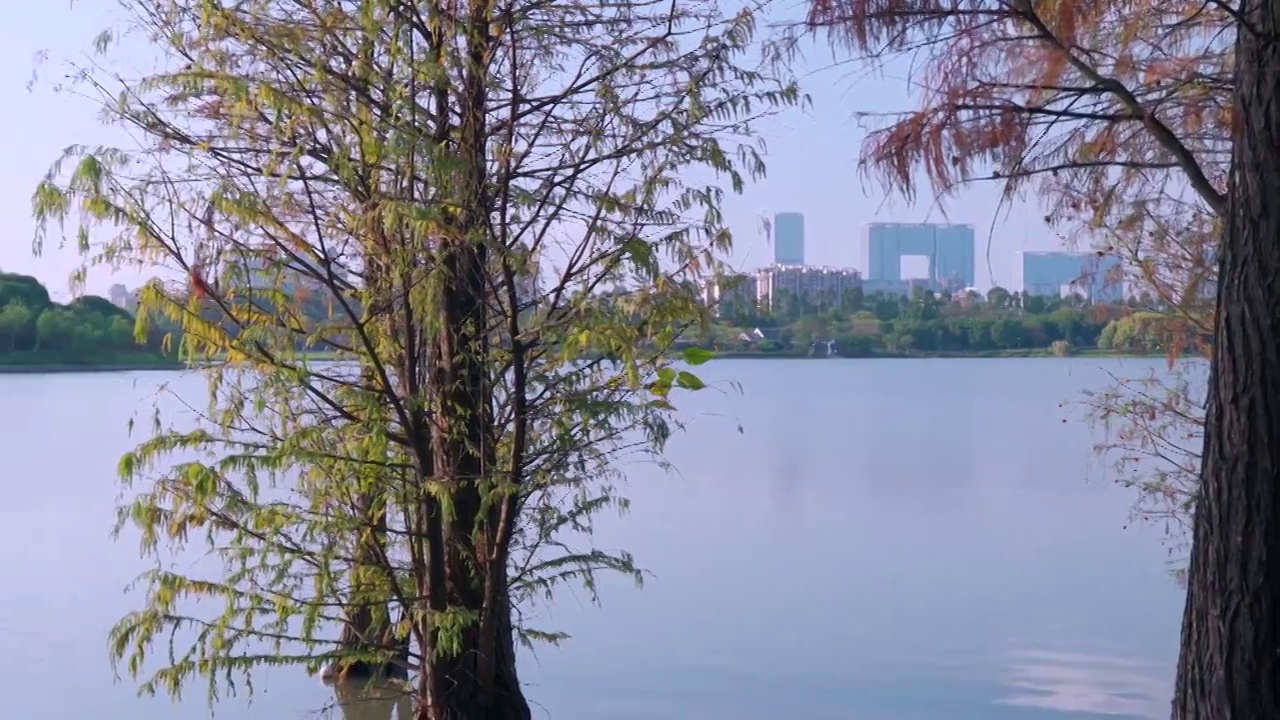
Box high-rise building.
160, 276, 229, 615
860, 222, 975, 290
108, 283, 140, 313
773, 212, 805, 265
1013, 251, 1123, 302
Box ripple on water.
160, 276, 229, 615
998, 647, 1171, 719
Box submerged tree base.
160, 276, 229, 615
332, 678, 413, 720
320, 660, 408, 684
321, 618, 411, 685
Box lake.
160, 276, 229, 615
0, 358, 1189, 720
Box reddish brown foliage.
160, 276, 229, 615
807, 0, 1230, 317
189, 264, 211, 299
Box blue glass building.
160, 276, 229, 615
1013, 251, 1124, 302
773, 212, 805, 265
860, 223, 976, 289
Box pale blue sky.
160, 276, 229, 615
0, 1, 1060, 301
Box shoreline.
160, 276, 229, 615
0, 351, 1177, 374
705, 349, 1171, 360
0, 361, 187, 374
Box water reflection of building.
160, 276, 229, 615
1000, 648, 1169, 719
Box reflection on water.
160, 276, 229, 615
324, 681, 413, 720
1000, 648, 1170, 718
0, 360, 1190, 720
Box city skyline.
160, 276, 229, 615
752, 215, 1116, 297
31, 214, 1119, 307
1, 4, 1066, 300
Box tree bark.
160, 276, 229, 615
414, 5, 530, 713
1172, 3, 1280, 717
421, 586, 529, 720
417, 235, 531, 720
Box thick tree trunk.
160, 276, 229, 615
420, 589, 529, 720
416, 235, 530, 720
324, 383, 405, 682
1172, 3, 1280, 717
412, 1, 529, 716
417, 230, 530, 720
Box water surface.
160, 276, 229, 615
0, 358, 1188, 719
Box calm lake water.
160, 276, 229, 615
1, 358, 1190, 720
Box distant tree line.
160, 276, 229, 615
3, 271, 1204, 364
0, 270, 436, 364
0, 273, 171, 362
704, 285, 1210, 357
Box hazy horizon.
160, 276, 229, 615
1, 1, 1071, 301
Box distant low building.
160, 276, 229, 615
1014, 251, 1123, 302
107, 283, 141, 313
755, 264, 861, 312
701, 273, 759, 318
736, 327, 783, 344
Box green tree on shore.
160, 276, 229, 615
0, 273, 170, 363
34, 1, 797, 718
709, 288, 1155, 357
0, 302, 33, 352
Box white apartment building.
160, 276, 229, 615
701, 273, 759, 318
755, 264, 861, 311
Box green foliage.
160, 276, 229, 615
1096, 311, 1209, 355
71, 294, 133, 321
32, 0, 799, 709
0, 276, 168, 363
704, 287, 1149, 357
681, 346, 715, 366
0, 272, 52, 310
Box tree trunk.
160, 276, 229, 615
419, 587, 529, 720
1172, 3, 1280, 717
416, 232, 530, 720
412, 1, 529, 715
324, 256, 399, 684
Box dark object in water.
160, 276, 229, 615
320, 657, 408, 684
320, 613, 410, 684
